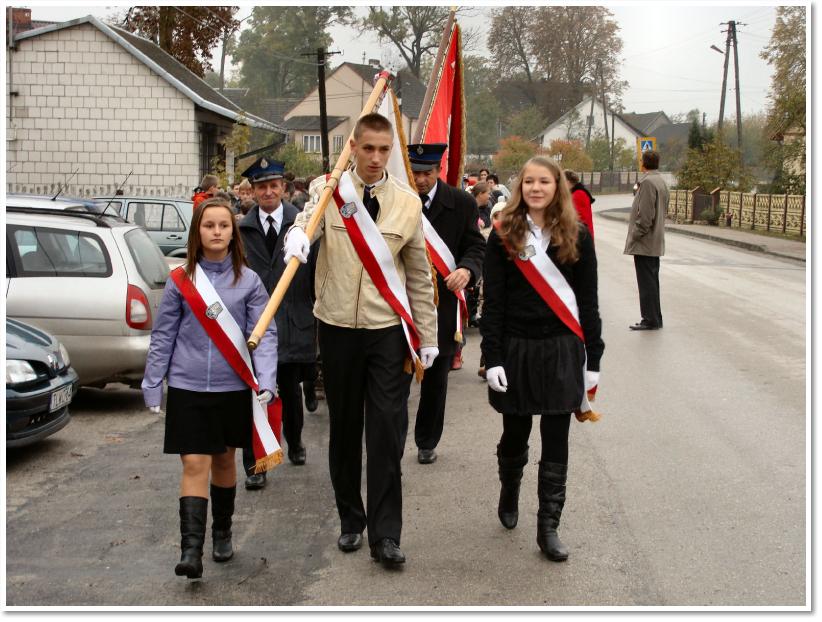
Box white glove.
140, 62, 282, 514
585, 370, 600, 399
486, 366, 508, 392
149, 405, 162, 414
419, 346, 439, 369
283, 227, 310, 264
256, 390, 274, 406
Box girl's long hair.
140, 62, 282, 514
497, 156, 579, 264
185, 198, 246, 284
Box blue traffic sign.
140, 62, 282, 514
641, 140, 654, 151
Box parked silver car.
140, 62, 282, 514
94, 196, 193, 257
5, 202, 169, 388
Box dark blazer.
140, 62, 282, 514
239, 202, 317, 364
425, 179, 486, 354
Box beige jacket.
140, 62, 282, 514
624, 170, 669, 256
294, 168, 438, 347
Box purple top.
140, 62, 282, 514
141, 255, 278, 408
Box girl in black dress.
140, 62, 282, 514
480, 156, 603, 561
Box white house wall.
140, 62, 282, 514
6, 23, 200, 197
538, 98, 640, 150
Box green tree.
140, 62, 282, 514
760, 6, 805, 194
677, 136, 753, 192
358, 6, 452, 78
211, 120, 251, 187
461, 54, 501, 155
233, 7, 351, 107
507, 106, 546, 142
487, 7, 538, 103
493, 136, 539, 180
274, 142, 323, 178
116, 6, 239, 77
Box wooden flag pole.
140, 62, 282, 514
247, 71, 393, 350
412, 9, 455, 143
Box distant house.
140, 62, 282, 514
6, 15, 286, 198
535, 95, 646, 150
282, 62, 426, 160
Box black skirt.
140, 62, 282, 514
164, 386, 253, 455
488, 333, 585, 416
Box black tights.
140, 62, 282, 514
498, 413, 571, 465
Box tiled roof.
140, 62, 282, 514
282, 116, 348, 131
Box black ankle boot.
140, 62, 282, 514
536, 461, 569, 561
175, 496, 208, 578
210, 484, 235, 562
497, 444, 529, 529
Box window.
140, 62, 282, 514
124, 228, 170, 290
126, 202, 185, 232
9, 225, 111, 277
332, 135, 344, 153
303, 135, 321, 153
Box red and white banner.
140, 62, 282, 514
171, 265, 283, 471
416, 19, 466, 187
421, 216, 468, 342
329, 171, 422, 370
498, 228, 598, 419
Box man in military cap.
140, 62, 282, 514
407, 142, 486, 465
238, 157, 318, 489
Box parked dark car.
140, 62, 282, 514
6, 318, 79, 448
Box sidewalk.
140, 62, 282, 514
598, 208, 806, 263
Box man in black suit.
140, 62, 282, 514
238, 157, 317, 489
407, 143, 486, 464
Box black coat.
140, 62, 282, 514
239, 203, 317, 364
425, 179, 486, 354
480, 224, 603, 372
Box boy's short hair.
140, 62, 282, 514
238, 179, 252, 191
199, 174, 219, 191
353, 113, 393, 139
642, 150, 660, 170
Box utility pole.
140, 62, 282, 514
585, 82, 596, 149
303, 48, 341, 173
731, 20, 743, 153
716, 21, 745, 152
716, 23, 732, 134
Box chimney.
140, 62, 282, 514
12, 8, 31, 29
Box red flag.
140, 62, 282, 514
416, 19, 466, 187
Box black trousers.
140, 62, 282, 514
413, 353, 452, 450
498, 413, 572, 465
319, 321, 412, 546
242, 362, 304, 474
634, 255, 663, 327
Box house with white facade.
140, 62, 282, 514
6, 15, 285, 198
535, 95, 646, 150
282, 62, 426, 160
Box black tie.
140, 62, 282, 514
363, 185, 379, 221
419, 193, 429, 211
265, 215, 277, 256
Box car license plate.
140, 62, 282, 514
49, 385, 73, 412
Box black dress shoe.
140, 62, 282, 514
337, 532, 363, 552
303, 383, 318, 413
629, 321, 660, 331
244, 472, 266, 490
288, 444, 306, 465
370, 538, 406, 565
417, 448, 437, 464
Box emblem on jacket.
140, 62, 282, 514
340, 202, 358, 218
206, 301, 224, 319
518, 245, 536, 261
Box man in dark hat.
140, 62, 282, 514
406, 142, 486, 465
238, 157, 318, 489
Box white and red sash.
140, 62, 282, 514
328, 171, 423, 375
171, 265, 284, 471
498, 226, 599, 421
421, 216, 469, 342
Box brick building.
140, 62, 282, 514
6, 14, 284, 197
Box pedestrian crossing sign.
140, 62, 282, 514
636, 136, 657, 170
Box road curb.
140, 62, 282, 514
598, 210, 805, 263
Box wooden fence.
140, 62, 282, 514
667, 188, 806, 237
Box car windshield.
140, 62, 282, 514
124, 228, 171, 289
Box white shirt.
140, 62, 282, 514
419, 182, 438, 210
258, 204, 283, 235
526, 213, 550, 253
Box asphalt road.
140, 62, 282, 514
5, 194, 807, 608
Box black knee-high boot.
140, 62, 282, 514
210, 484, 235, 562
536, 461, 569, 561
497, 444, 528, 529
175, 496, 208, 578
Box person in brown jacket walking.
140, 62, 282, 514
624, 150, 669, 330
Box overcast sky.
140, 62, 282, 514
25, 2, 806, 124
